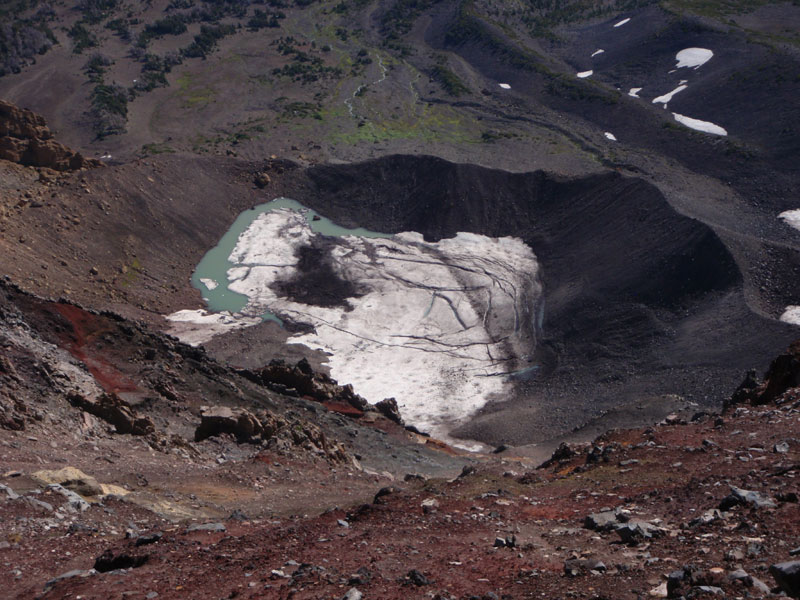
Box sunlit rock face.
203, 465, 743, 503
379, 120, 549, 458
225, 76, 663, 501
227, 208, 543, 444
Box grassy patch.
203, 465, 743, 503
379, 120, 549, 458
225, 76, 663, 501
175, 72, 217, 108
430, 64, 470, 96
330, 103, 478, 144
661, 0, 773, 19
141, 142, 176, 156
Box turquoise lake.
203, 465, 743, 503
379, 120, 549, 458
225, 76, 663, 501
192, 197, 390, 321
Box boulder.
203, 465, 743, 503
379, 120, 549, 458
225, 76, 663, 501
719, 486, 776, 510
186, 522, 226, 533
68, 393, 155, 436
770, 561, 800, 597
94, 549, 149, 572
373, 486, 398, 504
43, 569, 95, 590
195, 406, 263, 442
342, 589, 362, 600
584, 509, 628, 532
688, 509, 725, 527
254, 172, 271, 188
375, 397, 403, 424
135, 532, 163, 547
31, 467, 103, 498
46, 484, 90, 513
0, 483, 19, 500
539, 442, 578, 467
564, 558, 606, 577
403, 569, 430, 586
615, 520, 666, 545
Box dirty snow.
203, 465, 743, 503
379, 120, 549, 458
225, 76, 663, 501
577, 70, 593, 78
166, 309, 261, 346
778, 209, 800, 233
195, 208, 542, 443
652, 84, 687, 106
676, 48, 713, 69
779, 306, 800, 326
672, 112, 727, 136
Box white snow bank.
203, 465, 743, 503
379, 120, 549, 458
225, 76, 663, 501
577, 70, 593, 78
498, 83, 511, 89
628, 87, 642, 97
778, 209, 800, 233
604, 132, 617, 141
676, 48, 713, 69
672, 112, 727, 136
779, 306, 800, 326
652, 84, 687, 105
614, 17, 630, 27
166, 309, 261, 346
591, 49, 605, 57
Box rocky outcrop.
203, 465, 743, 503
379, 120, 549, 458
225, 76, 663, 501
375, 398, 403, 425
726, 340, 800, 409
194, 404, 350, 463
195, 406, 264, 442
770, 561, 800, 597
0, 99, 101, 171
250, 358, 370, 414
67, 392, 155, 436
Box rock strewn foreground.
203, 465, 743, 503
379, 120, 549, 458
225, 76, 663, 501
2, 269, 800, 599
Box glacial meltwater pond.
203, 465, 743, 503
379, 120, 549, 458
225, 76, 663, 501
171, 197, 542, 448
191, 197, 390, 321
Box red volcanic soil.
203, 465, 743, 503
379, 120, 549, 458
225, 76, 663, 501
50, 303, 140, 395
4, 396, 798, 600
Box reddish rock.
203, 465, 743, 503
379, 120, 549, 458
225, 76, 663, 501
0, 100, 102, 171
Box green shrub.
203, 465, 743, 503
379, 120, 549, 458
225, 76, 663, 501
247, 9, 284, 29
68, 22, 98, 54
182, 23, 235, 58
431, 64, 469, 96
90, 83, 129, 137
83, 52, 113, 81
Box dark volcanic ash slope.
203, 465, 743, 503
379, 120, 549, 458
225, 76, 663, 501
270, 154, 799, 447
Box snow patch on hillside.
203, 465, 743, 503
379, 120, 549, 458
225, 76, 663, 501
778, 209, 800, 232
676, 48, 713, 69
672, 113, 727, 136
779, 306, 800, 326
652, 84, 687, 106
